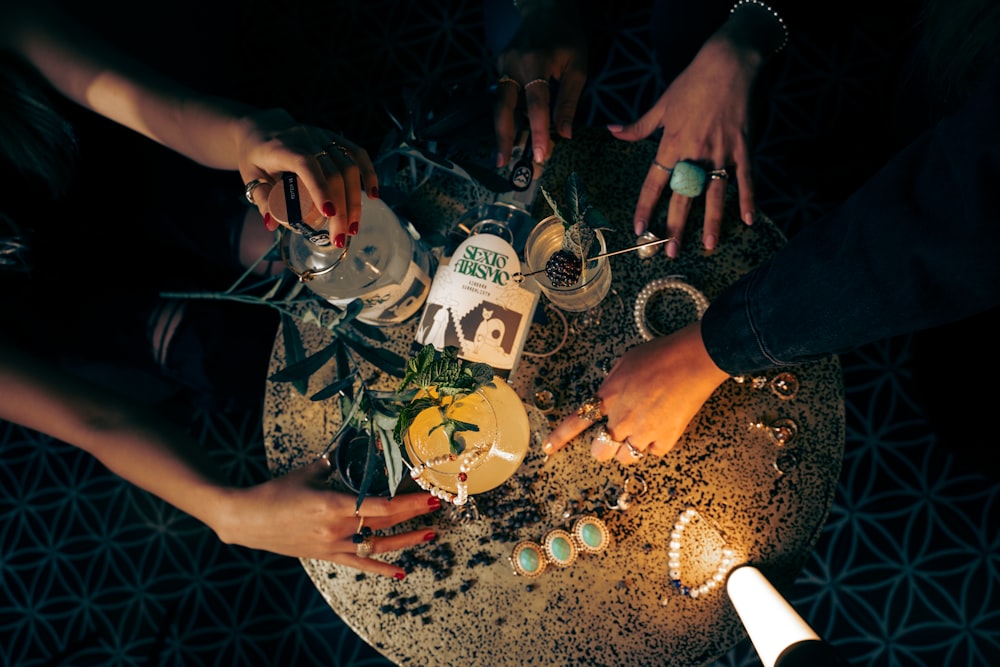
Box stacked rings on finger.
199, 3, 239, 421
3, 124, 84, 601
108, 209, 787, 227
352, 517, 373, 544
593, 426, 622, 449
669, 160, 708, 198
708, 168, 730, 181
576, 395, 606, 423
244, 178, 269, 205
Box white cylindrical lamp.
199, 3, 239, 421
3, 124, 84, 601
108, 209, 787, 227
726, 565, 849, 667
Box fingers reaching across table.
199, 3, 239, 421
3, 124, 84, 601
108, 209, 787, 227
542, 322, 731, 465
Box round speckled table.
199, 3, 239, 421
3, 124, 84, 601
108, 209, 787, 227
263, 128, 845, 667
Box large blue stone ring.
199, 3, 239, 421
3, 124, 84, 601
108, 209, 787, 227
669, 160, 708, 198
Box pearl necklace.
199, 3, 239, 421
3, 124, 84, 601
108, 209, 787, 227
408, 448, 485, 506
667, 508, 735, 599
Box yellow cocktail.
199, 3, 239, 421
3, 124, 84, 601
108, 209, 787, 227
404, 378, 529, 504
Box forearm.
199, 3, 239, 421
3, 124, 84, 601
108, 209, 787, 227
0, 341, 239, 535
702, 61, 1000, 374
2, 1, 251, 170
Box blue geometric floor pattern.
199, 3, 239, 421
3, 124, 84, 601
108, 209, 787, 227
2, 1, 998, 666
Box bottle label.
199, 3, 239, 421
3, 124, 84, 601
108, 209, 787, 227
328, 258, 431, 325
414, 233, 539, 374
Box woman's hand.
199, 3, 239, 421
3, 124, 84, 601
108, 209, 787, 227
542, 321, 730, 462
608, 33, 762, 257
235, 108, 379, 246
494, 1, 587, 167
214, 456, 441, 579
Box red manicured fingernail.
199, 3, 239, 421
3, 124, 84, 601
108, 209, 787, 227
348, 221, 359, 236
428, 497, 441, 509
393, 572, 406, 581
263, 212, 274, 230
322, 202, 336, 217
423, 532, 436, 542
334, 233, 346, 248
370, 186, 379, 199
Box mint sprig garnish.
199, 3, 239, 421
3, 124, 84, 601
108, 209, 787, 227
392, 344, 495, 454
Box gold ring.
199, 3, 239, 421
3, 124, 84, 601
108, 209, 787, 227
497, 75, 521, 90
356, 537, 375, 558
576, 395, 605, 423
651, 160, 673, 176
524, 77, 549, 89
244, 178, 270, 205
314, 150, 329, 159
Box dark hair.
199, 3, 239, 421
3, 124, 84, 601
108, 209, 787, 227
0, 51, 79, 201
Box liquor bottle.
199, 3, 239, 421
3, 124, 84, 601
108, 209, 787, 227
271, 173, 432, 326
413, 214, 540, 380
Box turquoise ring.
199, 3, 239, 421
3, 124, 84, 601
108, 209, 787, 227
511, 540, 546, 577
669, 160, 708, 198
572, 516, 610, 554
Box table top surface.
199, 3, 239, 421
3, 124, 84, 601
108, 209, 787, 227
263, 128, 845, 667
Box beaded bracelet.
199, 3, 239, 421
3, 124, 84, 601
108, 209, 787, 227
667, 507, 736, 599
408, 447, 485, 506
729, 0, 790, 55
634, 276, 710, 342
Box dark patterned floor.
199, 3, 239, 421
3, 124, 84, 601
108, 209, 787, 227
2, 2, 997, 666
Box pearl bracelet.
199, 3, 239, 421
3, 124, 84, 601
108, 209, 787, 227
634, 276, 709, 342
409, 448, 485, 506
729, 0, 790, 55
667, 507, 736, 599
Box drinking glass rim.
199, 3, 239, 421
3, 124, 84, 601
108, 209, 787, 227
524, 215, 609, 292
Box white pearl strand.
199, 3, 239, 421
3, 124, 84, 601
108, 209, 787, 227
634, 277, 710, 342
409, 448, 485, 506
667, 508, 736, 599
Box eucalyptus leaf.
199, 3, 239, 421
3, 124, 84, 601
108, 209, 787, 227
269, 340, 339, 383
344, 337, 407, 377
353, 427, 379, 508
279, 313, 309, 395
349, 318, 388, 342
309, 374, 357, 401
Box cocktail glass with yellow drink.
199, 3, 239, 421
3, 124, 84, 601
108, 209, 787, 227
396, 346, 530, 506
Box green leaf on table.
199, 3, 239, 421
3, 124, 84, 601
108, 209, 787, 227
269, 340, 339, 383
353, 427, 380, 508
279, 313, 309, 395
349, 318, 388, 342
344, 337, 407, 377
309, 374, 357, 402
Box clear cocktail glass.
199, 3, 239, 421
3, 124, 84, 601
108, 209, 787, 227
523, 215, 611, 313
